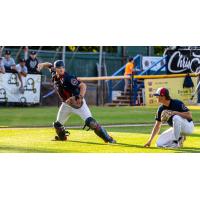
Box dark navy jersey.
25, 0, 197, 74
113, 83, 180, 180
155, 99, 192, 126
49, 64, 81, 101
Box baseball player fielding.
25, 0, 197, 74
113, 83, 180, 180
144, 87, 194, 148
38, 60, 116, 144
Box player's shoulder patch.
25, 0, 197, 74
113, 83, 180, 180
70, 77, 79, 86
181, 103, 189, 111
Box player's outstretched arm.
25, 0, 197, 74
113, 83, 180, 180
144, 121, 161, 147
37, 62, 52, 72
79, 82, 87, 98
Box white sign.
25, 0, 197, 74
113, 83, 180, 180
112, 91, 122, 100
142, 56, 166, 71
0, 73, 41, 104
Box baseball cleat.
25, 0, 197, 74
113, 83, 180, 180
109, 139, 117, 144
106, 137, 117, 144
54, 135, 68, 141
169, 142, 180, 148
163, 141, 180, 149
178, 136, 186, 148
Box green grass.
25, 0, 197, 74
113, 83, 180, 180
0, 106, 200, 153
0, 106, 200, 127
0, 126, 200, 152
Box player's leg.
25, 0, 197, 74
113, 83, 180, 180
172, 115, 194, 147
72, 99, 116, 143
72, 99, 92, 121
124, 78, 129, 94
157, 115, 194, 148
179, 119, 194, 147
156, 128, 175, 147
172, 115, 184, 141
53, 102, 72, 141
180, 119, 194, 135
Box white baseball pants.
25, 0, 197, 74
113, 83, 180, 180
156, 115, 194, 147
56, 99, 92, 125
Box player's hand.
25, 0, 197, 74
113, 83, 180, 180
171, 111, 179, 116
66, 96, 83, 109
144, 140, 151, 147
11, 66, 17, 71
37, 63, 43, 71
36, 66, 40, 72
75, 95, 83, 106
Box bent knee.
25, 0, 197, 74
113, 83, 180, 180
172, 115, 183, 126
173, 115, 182, 122
187, 130, 193, 135
156, 140, 164, 147
156, 137, 165, 147
85, 117, 100, 130
183, 126, 194, 135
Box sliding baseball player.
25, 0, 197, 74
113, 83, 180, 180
144, 87, 194, 148
38, 60, 116, 144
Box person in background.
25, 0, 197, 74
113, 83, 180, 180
2, 50, 16, 72
16, 58, 28, 77
26, 51, 39, 74
12, 58, 28, 93
0, 57, 5, 74
124, 57, 135, 94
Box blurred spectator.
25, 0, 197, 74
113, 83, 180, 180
12, 58, 27, 93
2, 50, 16, 72
16, 58, 28, 77
124, 57, 135, 94
0, 57, 5, 74
26, 51, 39, 74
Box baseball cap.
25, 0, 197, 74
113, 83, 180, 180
19, 58, 26, 63
153, 87, 170, 98
5, 50, 11, 55
54, 60, 65, 68
30, 51, 37, 55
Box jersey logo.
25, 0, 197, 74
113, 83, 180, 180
71, 78, 78, 86
182, 104, 188, 111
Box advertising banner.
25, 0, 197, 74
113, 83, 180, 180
165, 49, 200, 74
144, 77, 197, 106
0, 73, 41, 104
142, 56, 166, 71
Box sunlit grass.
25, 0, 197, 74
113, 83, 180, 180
0, 125, 199, 153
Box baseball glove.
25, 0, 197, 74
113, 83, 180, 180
161, 110, 173, 123
66, 95, 83, 109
